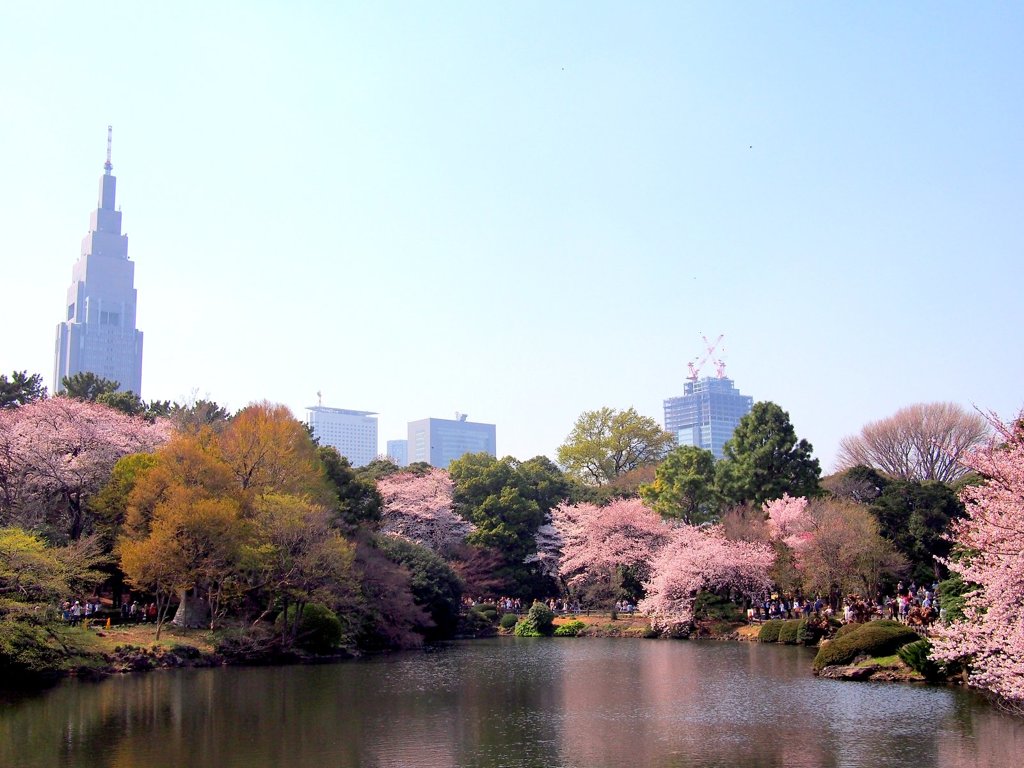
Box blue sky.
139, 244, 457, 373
2, 3, 1022, 471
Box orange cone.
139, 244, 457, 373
106, 618, 111, 628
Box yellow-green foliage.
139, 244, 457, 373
813, 621, 919, 670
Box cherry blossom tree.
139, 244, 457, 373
764, 493, 811, 549
551, 498, 674, 589
377, 469, 475, 556
639, 527, 774, 634
0, 398, 168, 540
932, 416, 1024, 708
763, 494, 905, 605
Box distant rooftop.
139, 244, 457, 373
306, 406, 378, 417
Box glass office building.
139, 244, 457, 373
663, 377, 753, 459
407, 415, 496, 469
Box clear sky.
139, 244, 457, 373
2, 3, 1022, 472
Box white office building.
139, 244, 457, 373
307, 406, 378, 467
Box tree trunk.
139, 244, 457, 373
172, 589, 211, 628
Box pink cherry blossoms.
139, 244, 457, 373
0, 397, 169, 539
764, 493, 811, 548
551, 498, 674, 588
548, 497, 774, 632
377, 469, 475, 556
639, 526, 775, 634
931, 415, 1024, 706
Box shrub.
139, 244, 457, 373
499, 613, 519, 630
276, 603, 343, 655
834, 622, 863, 640
758, 619, 784, 643
897, 638, 944, 681
554, 620, 585, 637
813, 621, 919, 671
514, 601, 556, 637
777, 620, 801, 644
795, 615, 831, 646
457, 608, 496, 638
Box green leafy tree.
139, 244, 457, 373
715, 402, 820, 507
96, 390, 146, 417
639, 445, 719, 524
375, 535, 464, 639
449, 453, 571, 596
318, 446, 382, 527
557, 407, 675, 486
0, 371, 46, 409
868, 479, 965, 583
60, 372, 119, 401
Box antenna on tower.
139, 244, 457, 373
104, 126, 113, 174
316, 390, 322, 406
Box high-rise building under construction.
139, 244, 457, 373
664, 376, 753, 460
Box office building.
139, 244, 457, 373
54, 128, 144, 394
386, 439, 408, 467
307, 406, 378, 467
407, 414, 496, 469
664, 377, 753, 459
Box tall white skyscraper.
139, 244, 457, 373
307, 406, 379, 467
54, 128, 144, 395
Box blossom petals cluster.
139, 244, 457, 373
376, 469, 475, 556
639, 527, 774, 633
547, 497, 774, 632
931, 416, 1024, 705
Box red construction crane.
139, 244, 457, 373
686, 334, 725, 381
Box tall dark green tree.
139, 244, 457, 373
449, 453, 571, 597
317, 446, 382, 527
60, 372, 120, 401
0, 371, 46, 408
715, 401, 820, 507
868, 479, 965, 583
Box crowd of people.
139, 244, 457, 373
60, 596, 160, 625
748, 580, 943, 627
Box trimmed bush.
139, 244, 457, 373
897, 638, 943, 681
777, 620, 801, 644
813, 621, 919, 671
514, 602, 556, 637
758, 620, 784, 643
554, 620, 585, 637
499, 613, 519, 630
834, 622, 863, 640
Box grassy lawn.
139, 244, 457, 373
79, 622, 219, 655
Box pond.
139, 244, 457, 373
1, 638, 1021, 768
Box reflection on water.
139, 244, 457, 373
1, 638, 1021, 768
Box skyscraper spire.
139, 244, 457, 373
104, 125, 112, 175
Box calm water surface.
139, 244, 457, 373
1, 638, 1021, 768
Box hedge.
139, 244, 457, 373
758, 620, 784, 643
813, 621, 919, 671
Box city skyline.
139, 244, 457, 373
2, 5, 1022, 472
